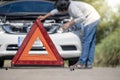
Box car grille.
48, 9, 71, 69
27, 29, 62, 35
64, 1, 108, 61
6, 44, 46, 51
6, 44, 77, 51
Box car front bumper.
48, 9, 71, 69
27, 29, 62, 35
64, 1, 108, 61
0, 31, 81, 59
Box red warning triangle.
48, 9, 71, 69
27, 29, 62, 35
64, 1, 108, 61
11, 19, 64, 66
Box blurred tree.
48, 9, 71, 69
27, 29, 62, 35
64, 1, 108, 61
76, 0, 120, 66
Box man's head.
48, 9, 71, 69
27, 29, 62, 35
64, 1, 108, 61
55, 0, 70, 12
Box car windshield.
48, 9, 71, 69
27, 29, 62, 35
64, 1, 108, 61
0, 1, 54, 14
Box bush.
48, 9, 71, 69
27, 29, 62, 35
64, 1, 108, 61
95, 27, 120, 67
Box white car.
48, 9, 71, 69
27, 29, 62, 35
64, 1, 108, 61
0, 0, 82, 67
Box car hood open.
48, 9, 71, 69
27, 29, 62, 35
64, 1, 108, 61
0, 0, 54, 15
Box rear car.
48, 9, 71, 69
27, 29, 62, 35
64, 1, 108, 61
0, 0, 82, 67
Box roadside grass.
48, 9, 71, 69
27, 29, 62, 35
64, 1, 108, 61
94, 27, 120, 67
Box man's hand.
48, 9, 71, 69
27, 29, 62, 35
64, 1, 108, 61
57, 20, 75, 33
38, 13, 52, 21
63, 22, 71, 30
57, 27, 64, 33
57, 23, 71, 33
62, 20, 75, 30
38, 16, 46, 21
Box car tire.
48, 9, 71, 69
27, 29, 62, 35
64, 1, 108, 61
0, 58, 4, 68
68, 57, 79, 66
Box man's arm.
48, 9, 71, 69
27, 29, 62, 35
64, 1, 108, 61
62, 20, 75, 30
38, 13, 52, 21
38, 9, 59, 21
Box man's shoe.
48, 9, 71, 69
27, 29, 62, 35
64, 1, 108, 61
70, 62, 86, 71
86, 65, 93, 69
75, 64, 86, 69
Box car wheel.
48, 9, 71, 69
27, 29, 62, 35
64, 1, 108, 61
0, 58, 4, 68
68, 57, 79, 66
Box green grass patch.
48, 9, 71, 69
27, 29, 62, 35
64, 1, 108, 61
95, 27, 120, 67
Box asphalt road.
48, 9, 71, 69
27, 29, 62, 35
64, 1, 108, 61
0, 67, 120, 80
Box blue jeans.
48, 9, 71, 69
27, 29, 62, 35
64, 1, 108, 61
76, 20, 100, 65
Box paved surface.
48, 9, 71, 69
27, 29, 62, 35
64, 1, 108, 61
0, 67, 120, 80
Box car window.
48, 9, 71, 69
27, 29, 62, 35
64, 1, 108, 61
0, 1, 54, 13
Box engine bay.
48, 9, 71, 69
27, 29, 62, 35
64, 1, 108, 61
0, 18, 71, 34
